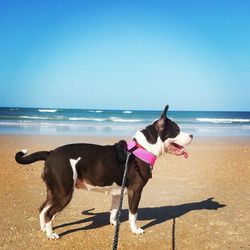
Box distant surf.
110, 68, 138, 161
69, 117, 143, 123
0, 107, 250, 136
88, 110, 103, 113
196, 118, 250, 124
38, 109, 57, 113
69, 117, 105, 122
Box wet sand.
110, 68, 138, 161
0, 135, 249, 249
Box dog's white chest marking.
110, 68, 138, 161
134, 131, 164, 156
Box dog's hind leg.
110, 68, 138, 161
39, 189, 52, 232
44, 192, 73, 240
39, 202, 51, 232
41, 158, 76, 239
110, 195, 121, 226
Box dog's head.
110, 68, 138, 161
134, 105, 193, 157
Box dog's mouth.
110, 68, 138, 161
167, 143, 188, 158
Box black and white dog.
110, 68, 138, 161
15, 105, 193, 239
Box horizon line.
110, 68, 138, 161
0, 106, 249, 113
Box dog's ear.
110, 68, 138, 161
156, 105, 169, 130
160, 105, 169, 119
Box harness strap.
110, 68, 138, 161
127, 140, 157, 166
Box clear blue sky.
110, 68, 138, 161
1, 0, 249, 111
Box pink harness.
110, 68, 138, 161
127, 140, 157, 166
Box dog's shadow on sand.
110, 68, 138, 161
55, 197, 225, 238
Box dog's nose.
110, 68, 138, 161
190, 134, 193, 139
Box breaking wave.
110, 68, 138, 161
196, 118, 250, 124
38, 109, 57, 113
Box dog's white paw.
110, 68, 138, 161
47, 233, 60, 240
132, 227, 144, 235
40, 226, 46, 232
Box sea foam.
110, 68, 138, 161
196, 118, 250, 124
38, 109, 57, 113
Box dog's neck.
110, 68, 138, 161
133, 131, 165, 157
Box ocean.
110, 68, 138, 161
0, 107, 250, 137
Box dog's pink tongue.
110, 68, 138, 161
183, 149, 189, 159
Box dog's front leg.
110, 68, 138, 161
128, 187, 144, 235
110, 195, 120, 226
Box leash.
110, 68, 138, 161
112, 152, 131, 250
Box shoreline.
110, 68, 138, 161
1, 107, 250, 138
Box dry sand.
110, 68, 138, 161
0, 135, 249, 250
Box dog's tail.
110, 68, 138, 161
15, 149, 50, 165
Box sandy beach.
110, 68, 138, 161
0, 135, 249, 250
